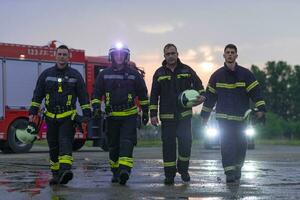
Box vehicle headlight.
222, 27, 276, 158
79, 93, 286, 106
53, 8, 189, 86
245, 126, 255, 137
205, 127, 218, 138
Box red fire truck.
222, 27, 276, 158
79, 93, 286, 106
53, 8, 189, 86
0, 41, 114, 153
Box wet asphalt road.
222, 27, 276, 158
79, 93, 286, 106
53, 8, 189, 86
1, 145, 300, 200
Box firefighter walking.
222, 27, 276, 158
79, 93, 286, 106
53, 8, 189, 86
150, 43, 206, 185
29, 45, 91, 185
92, 43, 149, 185
200, 44, 266, 183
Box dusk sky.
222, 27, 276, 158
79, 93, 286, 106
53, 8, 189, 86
1, 0, 300, 88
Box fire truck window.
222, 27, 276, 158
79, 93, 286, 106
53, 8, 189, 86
94, 66, 107, 79
5, 60, 39, 108
39, 62, 55, 74
0, 59, 3, 118
71, 64, 85, 81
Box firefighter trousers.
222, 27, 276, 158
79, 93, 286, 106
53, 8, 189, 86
218, 120, 247, 175
161, 117, 192, 178
107, 115, 137, 175
46, 117, 75, 173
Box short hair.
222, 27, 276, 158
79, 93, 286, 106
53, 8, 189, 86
224, 44, 237, 53
56, 45, 70, 52
163, 43, 177, 53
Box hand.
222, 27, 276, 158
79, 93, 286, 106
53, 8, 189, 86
142, 114, 149, 126
255, 111, 266, 124
151, 116, 159, 127
201, 117, 209, 127
255, 111, 265, 119
193, 95, 206, 106
28, 115, 36, 122
93, 108, 101, 117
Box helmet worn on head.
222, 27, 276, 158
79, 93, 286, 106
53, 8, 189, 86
108, 42, 130, 63
178, 89, 200, 108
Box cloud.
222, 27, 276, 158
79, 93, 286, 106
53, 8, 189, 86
137, 22, 183, 34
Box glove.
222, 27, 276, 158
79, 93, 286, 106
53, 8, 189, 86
142, 113, 149, 126
93, 108, 101, 118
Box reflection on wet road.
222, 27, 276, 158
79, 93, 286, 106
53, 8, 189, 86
1, 145, 300, 199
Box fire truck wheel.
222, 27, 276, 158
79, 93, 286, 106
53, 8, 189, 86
6, 119, 33, 153
72, 139, 86, 151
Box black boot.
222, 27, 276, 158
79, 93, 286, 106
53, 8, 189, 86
49, 170, 60, 185
119, 170, 129, 185
59, 170, 73, 185
164, 177, 175, 185
226, 170, 236, 183
111, 172, 119, 183
180, 172, 190, 182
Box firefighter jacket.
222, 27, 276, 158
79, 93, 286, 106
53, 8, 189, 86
200, 63, 266, 122
29, 65, 91, 119
91, 65, 149, 117
150, 59, 205, 121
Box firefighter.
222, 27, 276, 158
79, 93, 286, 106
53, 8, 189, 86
150, 43, 206, 185
200, 44, 266, 183
92, 43, 149, 185
28, 45, 91, 185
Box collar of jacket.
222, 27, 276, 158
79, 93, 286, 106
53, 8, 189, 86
55, 64, 69, 72
112, 63, 128, 72
224, 63, 240, 74
162, 58, 184, 69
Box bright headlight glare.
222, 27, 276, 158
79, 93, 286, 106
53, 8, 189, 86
205, 127, 218, 138
245, 127, 255, 137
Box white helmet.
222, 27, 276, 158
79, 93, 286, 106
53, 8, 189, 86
16, 122, 38, 144
178, 89, 200, 108
108, 42, 130, 63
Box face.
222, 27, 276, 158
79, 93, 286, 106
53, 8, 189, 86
112, 51, 127, 65
56, 48, 70, 68
223, 48, 238, 64
164, 46, 178, 66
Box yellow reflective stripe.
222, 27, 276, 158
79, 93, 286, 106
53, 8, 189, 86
58, 84, 63, 93
202, 106, 212, 113
216, 113, 244, 121
160, 114, 174, 119
149, 105, 158, 110
45, 94, 50, 106
91, 99, 101, 105
246, 80, 259, 92
58, 155, 73, 165
140, 99, 149, 105
81, 104, 90, 110
66, 95, 72, 106
224, 166, 236, 172
105, 93, 110, 106
208, 86, 216, 94
178, 155, 190, 162
110, 106, 138, 117
255, 100, 266, 107
119, 157, 133, 168
216, 82, 246, 89
109, 160, 119, 168
198, 89, 205, 95
181, 110, 192, 117
163, 161, 176, 167
31, 101, 41, 107
177, 73, 191, 79
128, 93, 133, 102
45, 110, 76, 119
157, 76, 171, 82
50, 160, 59, 171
